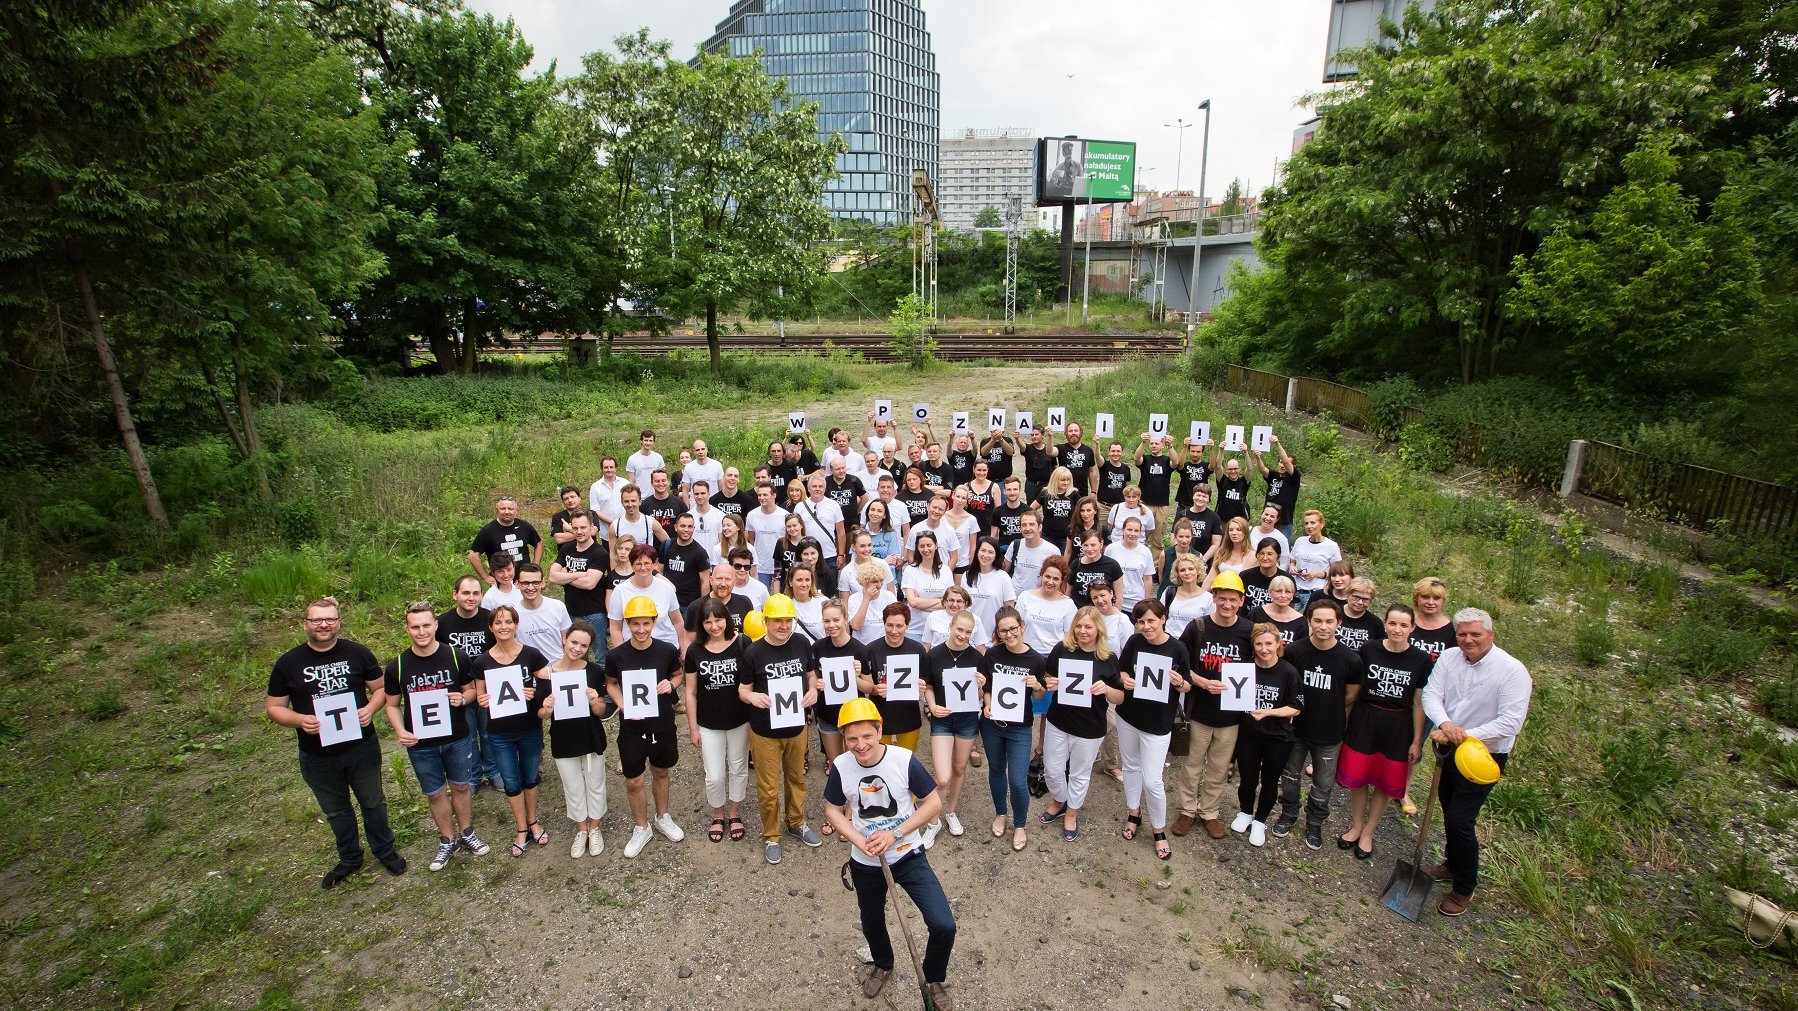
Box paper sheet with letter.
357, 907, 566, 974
408, 688, 453, 740
549, 670, 591, 720
820, 655, 858, 705
1056, 658, 1093, 708
1131, 653, 1172, 704
943, 666, 982, 713
1220, 663, 1257, 712
767, 676, 806, 730
621, 668, 658, 720
484, 665, 527, 719
315, 691, 362, 747
885, 655, 921, 702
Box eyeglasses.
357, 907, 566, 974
1349, 594, 1373, 603
732, 562, 753, 570
517, 580, 544, 588
996, 625, 1021, 636
304, 617, 340, 626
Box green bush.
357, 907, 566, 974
1183, 343, 1231, 389
276, 495, 323, 545
1301, 419, 1340, 459
241, 547, 333, 609
1421, 377, 1628, 487
1758, 666, 1798, 726
1656, 608, 1764, 681
1597, 726, 1681, 812
1573, 609, 1617, 666
1501, 516, 1547, 604
79, 686, 126, 722
1365, 375, 1422, 440
1311, 484, 1392, 557
1398, 423, 1454, 473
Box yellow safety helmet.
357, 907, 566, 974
837, 696, 882, 729
742, 609, 767, 641
1455, 737, 1501, 785
623, 595, 659, 620
762, 593, 797, 620
1210, 570, 1246, 595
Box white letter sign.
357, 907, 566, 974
1220, 663, 1257, 712
1223, 425, 1246, 452
912, 402, 931, 423
1047, 407, 1066, 432
1132, 653, 1172, 704
820, 655, 858, 706
621, 668, 658, 721
885, 655, 921, 702
788, 411, 807, 434
550, 670, 591, 720
1095, 413, 1115, 440
1251, 425, 1273, 452
1149, 413, 1170, 438
951, 411, 969, 433
484, 666, 527, 719
988, 408, 1006, 432
767, 676, 806, 730
1016, 411, 1034, 434
1190, 420, 1211, 445
1056, 658, 1093, 708
944, 666, 981, 713
315, 691, 361, 747
989, 671, 1026, 723
875, 399, 893, 421
408, 688, 452, 741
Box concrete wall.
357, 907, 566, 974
1063, 234, 1261, 312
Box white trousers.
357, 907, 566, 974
1116, 719, 1172, 828
700, 723, 751, 808
1043, 723, 1103, 810
554, 754, 609, 823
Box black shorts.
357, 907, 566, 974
618, 721, 680, 778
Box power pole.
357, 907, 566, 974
1003, 195, 1022, 333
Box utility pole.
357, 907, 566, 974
1185, 100, 1212, 344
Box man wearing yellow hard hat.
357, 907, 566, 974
1170, 569, 1254, 839
1420, 607, 1533, 917
605, 595, 686, 859
824, 697, 958, 1010
737, 593, 823, 864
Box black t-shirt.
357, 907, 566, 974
684, 636, 751, 731
824, 475, 865, 514
1285, 640, 1365, 745
990, 501, 1030, 545
1023, 444, 1057, 486
1138, 454, 1172, 506
965, 484, 997, 527
924, 642, 987, 713
1096, 462, 1132, 505
1247, 659, 1304, 741
896, 489, 933, 525
605, 639, 683, 726
1408, 623, 1456, 662
384, 645, 471, 739
1335, 610, 1383, 654
1175, 456, 1212, 507
1181, 508, 1224, 554
1038, 490, 1077, 537
982, 439, 1013, 482
1044, 644, 1121, 739
1240, 566, 1281, 612
984, 646, 1045, 728
470, 519, 540, 567
1214, 475, 1251, 522
1246, 606, 1308, 649
469, 645, 551, 737
1116, 634, 1192, 735
1178, 616, 1255, 728
879, 457, 908, 486
1358, 641, 1433, 709
1059, 442, 1094, 493
1068, 555, 1123, 607
711, 489, 756, 520
643, 493, 688, 537
545, 661, 610, 758
813, 635, 869, 730
599, 568, 634, 615
556, 540, 609, 616
658, 539, 710, 606
1264, 466, 1301, 521
920, 462, 954, 491
947, 449, 976, 487
863, 636, 928, 736
436, 608, 494, 663
743, 636, 816, 739
268, 639, 384, 755
766, 461, 800, 498
550, 508, 580, 541
684, 592, 754, 639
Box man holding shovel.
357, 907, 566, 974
825, 697, 958, 1009
1419, 608, 1532, 917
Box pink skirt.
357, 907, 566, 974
1336, 744, 1410, 799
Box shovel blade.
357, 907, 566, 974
1380, 857, 1434, 922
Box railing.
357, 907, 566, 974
1293, 376, 1373, 431
1582, 441, 1798, 543
1227, 364, 1289, 407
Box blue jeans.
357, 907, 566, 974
980, 720, 1033, 829
465, 704, 502, 787
405, 734, 475, 796
850, 851, 957, 983
297, 735, 396, 867
488, 726, 544, 797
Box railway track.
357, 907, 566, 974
537, 330, 1188, 363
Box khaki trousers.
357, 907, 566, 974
749, 730, 808, 841
1173, 721, 1239, 821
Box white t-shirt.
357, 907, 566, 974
946, 514, 981, 562
838, 558, 897, 596
1247, 527, 1291, 569
626, 450, 665, 494
1006, 540, 1059, 594
900, 565, 953, 639
794, 497, 846, 559
605, 576, 683, 648
792, 595, 826, 644
1288, 535, 1342, 592
924, 609, 992, 650
823, 446, 871, 479
588, 476, 626, 532
864, 433, 898, 457
1105, 541, 1157, 611
1016, 592, 1076, 655
830, 744, 928, 867
905, 519, 962, 567
481, 584, 522, 612
744, 507, 790, 575
735, 578, 770, 608
515, 597, 571, 664
1164, 590, 1216, 637
963, 568, 1016, 639
847, 588, 898, 644
1107, 503, 1156, 543
612, 511, 659, 548
1098, 609, 1132, 652
682, 458, 725, 497
689, 506, 725, 560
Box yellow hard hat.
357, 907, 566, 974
742, 609, 767, 641
1455, 737, 1501, 785
1210, 570, 1245, 595
623, 595, 658, 620
762, 593, 797, 620
837, 696, 882, 729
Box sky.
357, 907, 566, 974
466, 0, 1338, 202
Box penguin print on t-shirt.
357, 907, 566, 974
857, 774, 899, 818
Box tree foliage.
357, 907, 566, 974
973, 206, 1002, 228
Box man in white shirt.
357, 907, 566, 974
1286, 509, 1341, 606
823, 427, 873, 479
588, 455, 626, 546
513, 563, 571, 663
682, 439, 725, 503
743, 481, 790, 588
688, 481, 725, 561
1420, 608, 1532, 918
1248, 505, 1290, 570
905, 491, 962, 570
1006, 510, 1058, 593
626, 429, 665, 495
863, 411, 898, 458
795, 472, 847, 567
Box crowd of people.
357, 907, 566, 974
266, 408, 1533, 1006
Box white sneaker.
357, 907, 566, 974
587, 828, 604, 856
923, 820, 942, 850
1248, 821, 1267, 848
570, 829, 589, 858
945, 812, 964, 837
624, 824, 654, 858
1230, 812, 1254, 834
654, 813, 685, 842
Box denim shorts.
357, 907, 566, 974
488, 726, 545, 796
928, 711, 980, 740
406, 734, 475, 796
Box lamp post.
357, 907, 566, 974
1164, 118, 1191, 192
1081, 172, 1097, 325
1185, 100, 1211, 343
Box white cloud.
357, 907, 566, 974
466, 0, 1336, 201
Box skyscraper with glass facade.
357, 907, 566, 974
699, 0, 939, 226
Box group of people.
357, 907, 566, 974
268, 407, 1533, 1006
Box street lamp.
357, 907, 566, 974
1185, 100, 1211, 343
1164, 118, 1192, 192
1081, 171, 1097, 325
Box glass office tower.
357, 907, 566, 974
699, 0, 940, 226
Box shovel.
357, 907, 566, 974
880, 850, 938, 1011
1381, 759, 1445, 922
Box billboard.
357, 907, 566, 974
1035, 137, 1137, 205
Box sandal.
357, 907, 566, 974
1012, 828, 1029, 852
1039, 803, 1066, 825
991, 815, 1007, 839
1061, 823, 1079, 841
1154, 832, 1171, 861
822, 821, 835, 836
1121, 814, 1142, 842
510, 831, 529, 858
708, 818, 726, 843
1401, 795, 1419, 817
528, 821, 549, 847
727, 817, 746, 842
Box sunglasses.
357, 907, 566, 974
732, 562, 753, 570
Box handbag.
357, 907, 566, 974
1169, 711, 1192, 758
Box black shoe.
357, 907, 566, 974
320, 862, 359, 890
1304, 826, 1323, 850
377, 851, 408, 876
1271, 815, 1296, 838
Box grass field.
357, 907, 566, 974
1, 357, 1794, 1009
